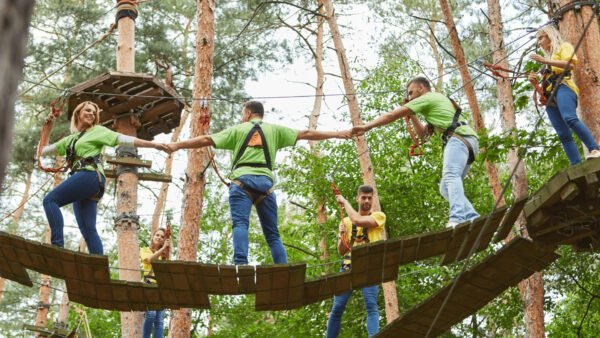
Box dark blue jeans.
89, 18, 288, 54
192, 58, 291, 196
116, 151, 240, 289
43, 171, 105, 255
547, 84, 599, 165
229, 174, 287, 265
142, 310, 164, 338
327, 283, 380, 337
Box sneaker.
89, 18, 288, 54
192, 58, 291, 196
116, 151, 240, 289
446, 221, 459, 228
586, 149, 600, 160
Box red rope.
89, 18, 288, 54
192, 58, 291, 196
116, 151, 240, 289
208, 148, 230, 187
326, 176, 351, 252
483, 63, 527, 80
164, 218, 172, 260
403, 115, 425, 157
37, 97, 68, 173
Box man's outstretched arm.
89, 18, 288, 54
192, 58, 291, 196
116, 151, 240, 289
297, 130, 351, 141
352, 106, 412, 136
166, 135, 215, 153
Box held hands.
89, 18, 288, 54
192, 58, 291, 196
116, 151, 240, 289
351, 125, 369, 137
336, 130, 353, 139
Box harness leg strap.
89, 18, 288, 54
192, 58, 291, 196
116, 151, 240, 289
231, 179, 273, 206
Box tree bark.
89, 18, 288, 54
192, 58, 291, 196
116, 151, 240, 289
487, 1, 546, 337
151, 107, 190, 233
168, 1, 215, 336
114, 4, 143, 336
11, 169, 33, 225
321, 0, 400, 323
558, 0, 600, 144
310, 0, 329, 268
438, 0, 505, 205
34, 227, 52, 337
0, 1, 34, 188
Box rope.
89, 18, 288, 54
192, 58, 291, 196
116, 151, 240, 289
36, 95, 69, 173
403, 115, 427, 157
325, 174, 351, 252
424, 5, 599, 336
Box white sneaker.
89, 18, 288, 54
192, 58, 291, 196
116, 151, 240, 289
586, 149, 600, 160
446, 221, 459, 228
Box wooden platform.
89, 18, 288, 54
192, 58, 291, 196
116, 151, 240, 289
524, 158, 600, 251
375, 238, 558, 337
67, 71, 185, 140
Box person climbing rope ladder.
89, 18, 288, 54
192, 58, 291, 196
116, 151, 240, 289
164, 101, 350, 265
351, 77, 480, 228
39, 101, 166, 254
528, 25, 600, 165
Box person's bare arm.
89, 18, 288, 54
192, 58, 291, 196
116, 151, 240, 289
531, 54, 577, 71
142, 240, 171, 264
352, 106, 412, 136
297, 130, 351, 141
166, 135, 215, 153
336, 195, 379, 228
408, 113, 430, 140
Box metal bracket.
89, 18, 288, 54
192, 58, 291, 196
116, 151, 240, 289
553, 1, 599, 22
115, 146, 139, 176
114, 212, 140, 230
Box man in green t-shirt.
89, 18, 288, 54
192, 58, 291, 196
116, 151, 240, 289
351, 77, 479, 228
166, 101, 350, 264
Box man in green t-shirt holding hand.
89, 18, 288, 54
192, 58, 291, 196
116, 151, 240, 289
166, 101, 350, 264
351, 77, 479, 228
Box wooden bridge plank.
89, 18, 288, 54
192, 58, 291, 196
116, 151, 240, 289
494, 197, 528, 242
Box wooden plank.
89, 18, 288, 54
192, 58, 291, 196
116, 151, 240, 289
414, 229, 453, 261
441, 221, 474, 265
238, 265, 256, 293
584, 172, 599, 200
105, 155, 152, 168
523, 171, 569, 217
560, 182, 580, 202
200, 264, 222, 294
494, 197, 528, 242
454, 211, 505, 262
218, 265, 240, 294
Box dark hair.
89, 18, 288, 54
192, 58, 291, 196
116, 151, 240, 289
243, 101, 264, 118
408, 76, 431, 91
357, 185, 374, 195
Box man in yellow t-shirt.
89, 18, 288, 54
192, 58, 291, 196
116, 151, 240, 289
326, 185, 385, 338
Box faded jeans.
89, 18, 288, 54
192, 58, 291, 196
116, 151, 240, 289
43, 170, 105, 254
327, 283, 379, 337
440, 135, 480, 224
142, 310, 164, 338
546, 84, 599, 165
229, 174, 287, 265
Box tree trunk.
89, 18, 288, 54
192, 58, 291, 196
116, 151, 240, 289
310, 0, 329, 268
168, 1, 215, 336
34, 227, 52, 337
487, 1, 546, 337
558, 0, 600, 143
11, 169, 33, 225
151, 108, 190, 233
321, 0, 400, 323
114, 3, 143, 336
55, 239, 86, 331
438, 0, 505, 204
0, 1, 34, 188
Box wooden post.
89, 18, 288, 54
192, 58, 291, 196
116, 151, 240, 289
114, 1, 143, 337
321, 0, 400, 323
168, 0, 215, 336
438, 0, 505, 205
487, 1, 546, 337
558, 1, 600, 144
0, 0, 35, 188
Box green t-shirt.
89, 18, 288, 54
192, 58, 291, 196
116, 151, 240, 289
211, 119, 298, 180
54, 125, 120, 176
404, 92, 478, 138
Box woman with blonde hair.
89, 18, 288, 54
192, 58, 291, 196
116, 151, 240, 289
40, 101, 165, 254
529, 25, 600, 164
140, 228, 170, 337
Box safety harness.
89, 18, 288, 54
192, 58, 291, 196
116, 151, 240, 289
226, 122, 274, 206
441, 98, 476, 165
66, 130, 105, 202
341, 222, 370, 271
539, 65, 570, 107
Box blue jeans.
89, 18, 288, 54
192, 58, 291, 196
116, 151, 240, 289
229, 175, 287, 265
546, 84, 599, 165
142, 310, 164, 338
43, 171, 105, 255
327, 284, 380, 337
441, 135, 480, 224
